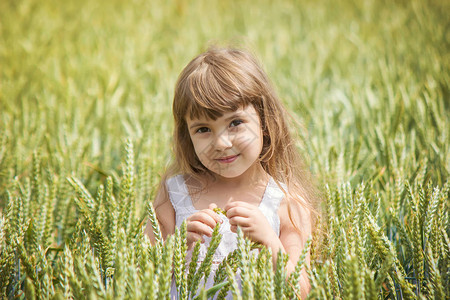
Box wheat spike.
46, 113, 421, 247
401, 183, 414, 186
173, 223, 188, 299
287, 236, 312, 298
343, 254, 362, 300
274, 250, 288, 300
227, 265, 242, 300
147, 202, 162, 245
156, 235, 174, 299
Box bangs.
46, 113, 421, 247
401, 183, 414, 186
180, 59, 254, 121
185, 93, 249, 121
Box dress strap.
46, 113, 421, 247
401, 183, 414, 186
258, 177, 285, 236
166, 175, 197, 215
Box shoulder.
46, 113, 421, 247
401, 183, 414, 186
154, 173, 188, 208
147, 178, 178, 239
165, 174, 185, 189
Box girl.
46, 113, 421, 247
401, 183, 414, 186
145, 47, 318, 299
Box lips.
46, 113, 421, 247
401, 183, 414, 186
215, 154, 239, 163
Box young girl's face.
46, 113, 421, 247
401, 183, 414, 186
186, 105, 264, 179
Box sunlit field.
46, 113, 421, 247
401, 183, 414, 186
0, 0, 448, 298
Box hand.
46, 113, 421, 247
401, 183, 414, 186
186, 203, 222, 249
225, 201, 278, 246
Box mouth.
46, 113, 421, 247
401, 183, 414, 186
215, 154, 239, 163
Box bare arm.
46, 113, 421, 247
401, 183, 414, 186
270, 198, 312, 297
144, 185, 176, 243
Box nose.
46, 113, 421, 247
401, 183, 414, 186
213, 131, 233, 151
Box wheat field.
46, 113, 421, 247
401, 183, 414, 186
0, 0, 448, 298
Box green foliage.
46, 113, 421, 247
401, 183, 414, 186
0, 0, 448, 298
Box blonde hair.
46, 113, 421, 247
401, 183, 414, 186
162, 47, 319, 231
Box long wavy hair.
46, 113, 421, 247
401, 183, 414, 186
161, 47, 319, 231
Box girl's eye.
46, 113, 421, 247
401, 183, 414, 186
196, 127, 210, 133
230, 119, 243, 127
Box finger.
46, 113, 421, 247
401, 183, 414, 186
188, 211, 218, 228
208, 203, 224, 222
187, 232, 204, 246
228, 216, 251, 227
224, 202, 237, 211
226, 206, 252, 219
187, 221, 214, 237
229, 225, 250, 234
202, 207, 223, 224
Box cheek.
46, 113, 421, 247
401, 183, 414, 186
234, 135, 257, 149
191, 138, 213, 158
234, 128, 263, 149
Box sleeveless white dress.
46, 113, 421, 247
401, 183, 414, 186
167, 175, 285, 299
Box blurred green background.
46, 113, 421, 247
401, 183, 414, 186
1, 0, 448, 194
1, 0, 448, 190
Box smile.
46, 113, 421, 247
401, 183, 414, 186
215, 154, 239, 163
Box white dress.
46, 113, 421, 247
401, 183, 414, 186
167, 175, 285, 299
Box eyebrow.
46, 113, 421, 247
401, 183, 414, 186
188, 112, 244, 130
224, 113, 243, 122
189, 122, 209, 130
